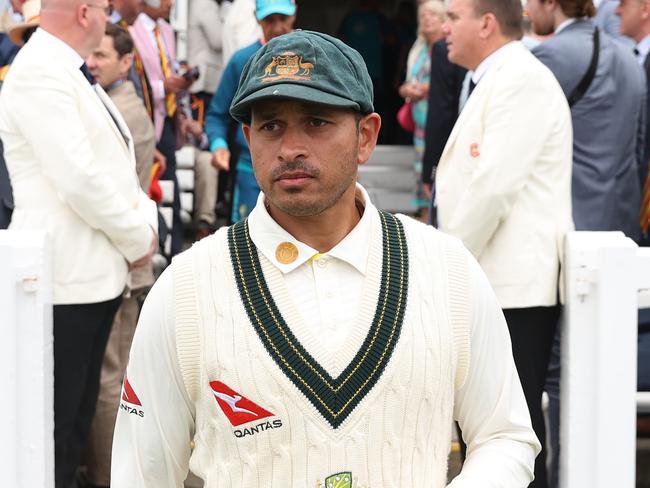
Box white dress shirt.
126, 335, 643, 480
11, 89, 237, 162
471, 41, 520, 84
636, 33, 650, 66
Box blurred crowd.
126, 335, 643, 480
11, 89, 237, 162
1, 0, 650, 487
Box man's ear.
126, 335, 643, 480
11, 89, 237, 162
77, 3, 90, 28
242, 123, 252, 147
121, 53, 134, 76
643, 0, 650, 19
479, 12, 498, 39
357, 113, 381, 166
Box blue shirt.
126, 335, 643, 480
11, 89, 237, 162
205, 40, 262, 165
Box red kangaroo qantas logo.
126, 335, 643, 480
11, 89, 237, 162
122, 376, 142, 406
210, 381, 274, 427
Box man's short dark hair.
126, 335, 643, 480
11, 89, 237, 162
553, 0, 596, 18
104, 22, 134, 58
473, 0, 524, 39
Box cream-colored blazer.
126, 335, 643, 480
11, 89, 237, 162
436, 41, 574, 309
0, 29, 157, 305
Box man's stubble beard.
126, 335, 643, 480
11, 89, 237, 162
266, 144, 360, 218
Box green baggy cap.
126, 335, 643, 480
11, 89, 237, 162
230, 30, 375, 124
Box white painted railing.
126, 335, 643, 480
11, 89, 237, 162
0, 230, 54, 488
562, 231, 649, 488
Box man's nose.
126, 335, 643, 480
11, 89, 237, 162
278, 125, 308, 162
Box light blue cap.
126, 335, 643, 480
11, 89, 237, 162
255, 0, 296, 21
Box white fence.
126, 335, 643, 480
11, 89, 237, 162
0, 230, 53, 488
562, 231, 649, 488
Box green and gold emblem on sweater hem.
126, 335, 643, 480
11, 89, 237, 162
317, 471, 367, 488
227, 210, 409, 428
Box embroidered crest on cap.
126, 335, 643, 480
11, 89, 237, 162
261, 51, 313, 82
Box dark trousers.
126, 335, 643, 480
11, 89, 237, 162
545, 322, 562, 488
504, 305, 560, 488
157, 116, 183, 256
53, 295, 122, 488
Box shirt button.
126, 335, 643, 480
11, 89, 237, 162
317, 258, 328, 268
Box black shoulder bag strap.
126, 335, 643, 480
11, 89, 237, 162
567, 27, 600, 108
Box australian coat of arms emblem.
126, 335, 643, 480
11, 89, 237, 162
261, 51, 314, 82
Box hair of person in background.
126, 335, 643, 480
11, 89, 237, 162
418, 0, 447, 37
472, 0, 524, 39
543, 0, 596, 17
104, 21, 134, 58
406, 0, 446, 78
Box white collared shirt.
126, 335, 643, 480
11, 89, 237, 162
555, 17, 578, 35
248, 187, 372, 353
636, 33, 650, 66
471, 40, 520, 85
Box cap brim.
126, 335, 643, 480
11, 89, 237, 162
230, 83, 361, 123
255, 5, 296, 20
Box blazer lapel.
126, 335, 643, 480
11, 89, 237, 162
439, 46, 516, 168
94, 85, 132, 152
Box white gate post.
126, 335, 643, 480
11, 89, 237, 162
562, 231, 639, 488
0, 230, 53, 488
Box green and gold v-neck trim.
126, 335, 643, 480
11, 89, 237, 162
227, 210, 409, 428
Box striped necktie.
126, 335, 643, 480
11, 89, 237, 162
153, 25, 176, 117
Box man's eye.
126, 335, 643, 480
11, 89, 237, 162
308, 118, 329, 128
260, 122, 279, 131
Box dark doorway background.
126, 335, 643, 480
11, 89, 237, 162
294, 0, 419, 144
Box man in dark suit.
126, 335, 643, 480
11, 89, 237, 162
421, 39, 466, 205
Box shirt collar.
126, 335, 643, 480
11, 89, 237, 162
138, 12, 157, 32
35, 28, 84, 69
110, 10, 123, 24
472, 40, 519, 84
247, 184, 375, 276
636, 34, 650, 65
555, 18, 578, 35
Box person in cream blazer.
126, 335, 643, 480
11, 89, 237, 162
435, 1, 573, 485
436, 41, 573, 310
0, 15, 156, 487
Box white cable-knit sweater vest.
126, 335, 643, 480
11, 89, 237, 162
173, 213, 470, 488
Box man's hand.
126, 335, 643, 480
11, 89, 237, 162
129, 231, 158, 271
211, 148, 230, 171
179, 115, 204, 140
153, 149, 167, 174
163, 74, 192, 94
398, 81, 428, 102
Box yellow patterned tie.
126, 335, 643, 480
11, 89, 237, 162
153, 25, 176, 117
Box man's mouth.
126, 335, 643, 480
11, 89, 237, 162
276, 171, 313, 181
